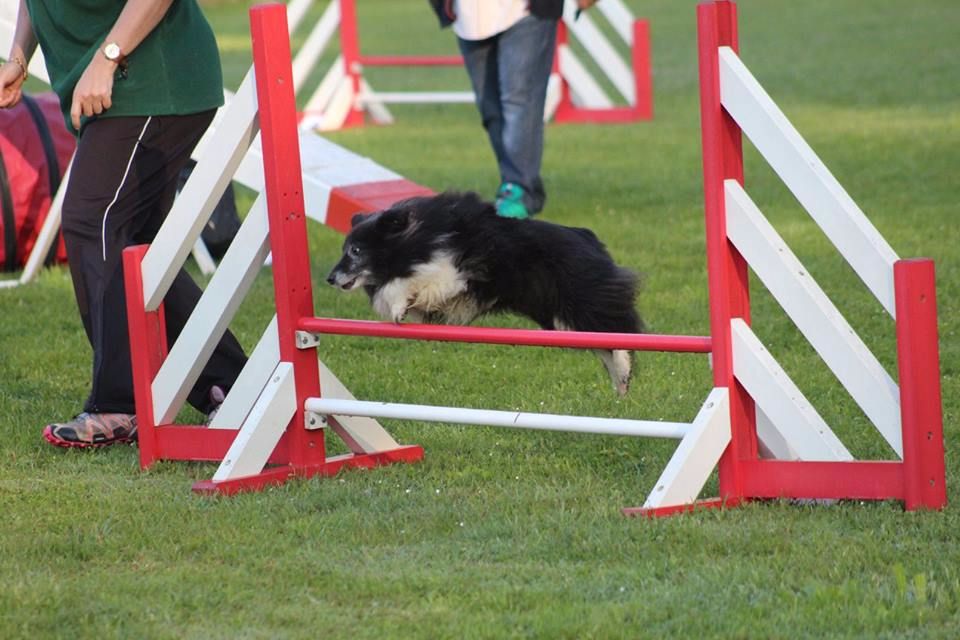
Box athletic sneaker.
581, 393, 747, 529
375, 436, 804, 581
495, 182, 530, 219
43, 412, 138, 449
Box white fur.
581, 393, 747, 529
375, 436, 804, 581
556, 318, 632, 396
372, 251, 476, 323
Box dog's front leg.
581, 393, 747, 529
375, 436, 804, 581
372, 280, 413, 323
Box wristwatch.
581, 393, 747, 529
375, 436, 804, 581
102, 42, 128, 77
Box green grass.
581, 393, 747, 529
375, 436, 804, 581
2, 0, 959, 637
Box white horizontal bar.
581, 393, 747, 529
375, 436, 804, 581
306, 398, 690, 439
718, 46, 898, 317
358, 91, 475, 104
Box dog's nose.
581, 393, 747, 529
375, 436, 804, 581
325, 273, 336, 285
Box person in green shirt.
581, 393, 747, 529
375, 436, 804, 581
0, 0, 247, 447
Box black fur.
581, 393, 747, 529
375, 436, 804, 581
326, 191, 644, 392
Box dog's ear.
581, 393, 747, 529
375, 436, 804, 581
376, 208, 410, 234
351, 213, 369, 228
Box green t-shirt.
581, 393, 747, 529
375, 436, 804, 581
26, 0, 224, 133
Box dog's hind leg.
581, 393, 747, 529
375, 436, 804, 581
594, 349, 633, 396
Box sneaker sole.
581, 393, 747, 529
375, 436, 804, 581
42, 425, 136, 449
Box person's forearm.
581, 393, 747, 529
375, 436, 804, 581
8, 0, 37, 65
101, 0, 175, 59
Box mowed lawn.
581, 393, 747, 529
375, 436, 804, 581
1, 0, 959, 637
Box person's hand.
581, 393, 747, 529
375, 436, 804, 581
0, 59, 26, 109
577, 0, 599, 9
70, 53, 117, 130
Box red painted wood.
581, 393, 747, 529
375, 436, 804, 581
122, 244, 167, 470
894, 259, 947, 510
250, 5, 327, 468
633, 20, 653, 120
622, 497, 741, 518
300, 317, 713, 353
553, 20, 654, 124
192, 445, 425, 495
740, 460, 904, 501
696, 0, 756, 503
325, 180, 435, 234
336, 0, 365, 127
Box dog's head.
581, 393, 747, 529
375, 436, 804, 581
325, 192, 492, 291
325, 202, 421, 291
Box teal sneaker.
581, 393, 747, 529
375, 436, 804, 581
495, 183, 530, 219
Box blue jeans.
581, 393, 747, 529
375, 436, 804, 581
457, 14, 558, 214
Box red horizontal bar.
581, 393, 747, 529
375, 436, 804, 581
300, 317, 712, 353
741, 460, 905, 502
357, 55, 463, 67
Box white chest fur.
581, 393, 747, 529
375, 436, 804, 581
372, 251, 479, 323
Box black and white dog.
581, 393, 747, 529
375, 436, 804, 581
326, 191, 644, 394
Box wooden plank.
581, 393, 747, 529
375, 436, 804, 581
732, 319, 853, 461
725, 180, 902, 456
718, 46, 898, 317
642, 388, 731, 509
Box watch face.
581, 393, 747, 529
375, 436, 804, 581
104, 43, 121, 60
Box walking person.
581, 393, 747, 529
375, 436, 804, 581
0, 0, 247, 447
430, 0, 599, 218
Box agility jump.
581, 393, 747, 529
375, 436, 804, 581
120, 1, 945, 516
295, 0, 653, 131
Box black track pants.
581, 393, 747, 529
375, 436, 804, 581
61, 112, 247, 415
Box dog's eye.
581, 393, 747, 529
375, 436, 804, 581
349, 246, 361, 256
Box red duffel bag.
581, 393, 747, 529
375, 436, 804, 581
0, 92, 75, 271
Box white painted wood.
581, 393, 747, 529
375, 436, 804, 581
358, 91, 476, 105
755, 406, 794, 460
642, 388, 731, 509
731, 319, 853, 461
317, 362, 402, 453
191, 237, 217, 276
718, 47, 899, 317
285, 0, 316, 35
306, 398, 691, 439
725, 180, 902, 457
312, 76, 355, 132
593, 0, 635, 46
544, 73, 562, 121
211, 362, 296, 481
562, 1, 635, 103
302, 54, 345, 126
208, 316, 282, 430
13, 158, 72, 287
142, 69, 260, 310
152, 196, 271, 423
291, 0, 340, 93
359, 79, 395, 124
558, 46, 614, 109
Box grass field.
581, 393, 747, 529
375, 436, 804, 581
2, 0, 959, 637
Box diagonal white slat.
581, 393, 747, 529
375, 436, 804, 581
718, 46, 898, 317
594, 0, 635, 46
152, 195, 271, 424
208, 316, 282, 430
142, 68, 260, 310
562, 1, 635, 103
731, 319, 853, 462
211, 362, 296, 482
558, 46, 614, 109
642, 388, 730, 510
725, 180, 902, 457
291, 0, 340, 93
